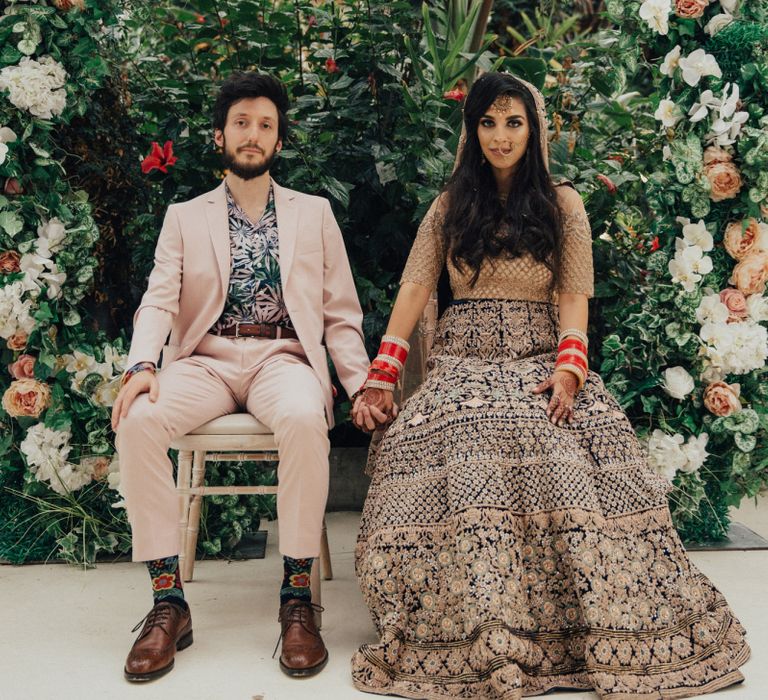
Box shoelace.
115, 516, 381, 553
131, 603, 176, 640
272, 601, 325, 659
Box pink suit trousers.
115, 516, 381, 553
116, 332, 330, 562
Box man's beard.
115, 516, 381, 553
221, 139, 278, 180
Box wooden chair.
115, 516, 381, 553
171, 413, 333, 622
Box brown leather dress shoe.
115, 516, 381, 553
277, 600, 328, 677
124, 601, 193, 682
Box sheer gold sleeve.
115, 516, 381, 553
556, 186, 594, 298
400, 196, 447, 292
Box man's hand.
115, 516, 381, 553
532, 370, 579, 426
111, 371, 159, 431
352, 388, 398, 433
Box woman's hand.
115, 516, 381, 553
111, 370, 159, 431
532, 370, 579, 426
352, 388, 398, 433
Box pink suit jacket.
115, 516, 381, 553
125, 179, 370, 428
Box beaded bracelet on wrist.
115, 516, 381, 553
120, 361, 156, 388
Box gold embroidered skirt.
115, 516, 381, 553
352, 299, 749, 700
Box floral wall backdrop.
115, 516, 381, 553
595, 0, 768, 540
1, 0, 766, 564
0, 0, 130, 563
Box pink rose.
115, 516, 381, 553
703, 146, 742, 202
0, 250, 20, 274
9, 354, 36, 380
703, 381, 741, 417
53, 0, 85, 10
6, 332, 28, 351
1, 378, 51, 418
674, 0, 708, 18
724, 218, 768, 261
719, 288, 748, 323
731, 252, 768, 295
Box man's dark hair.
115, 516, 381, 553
212, 72, 290, 141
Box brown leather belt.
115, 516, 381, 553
216, 322, 298, 340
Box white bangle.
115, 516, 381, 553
382, 335, 410, 352
558, 329, 588, 346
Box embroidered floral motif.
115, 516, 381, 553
352, 299, 749, 699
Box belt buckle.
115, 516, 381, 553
234, 321, 241, 338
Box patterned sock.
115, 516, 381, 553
280, 556, 314, 605
146, 555, 187, 609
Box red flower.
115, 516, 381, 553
141, 141, 178, 175
195, 13, 205, 23
650, 236, 660, 252
219, 15, 229, 27
308, 15, 318, 27
596, 173, 616, 194
325, 57, 339, 74
289, 573, 311, 588
4, 178, 23, 195
443, 88, 465, 102
152, 574, 175, 591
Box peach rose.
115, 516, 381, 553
8, 354, 36, 380
731, 252, 768, 295
53, 0, 85, 10
723, 218, 768, 261
719, 288, 748, 323
6, 332, 28, 351
703, 381, 741, 417
1, 378, 51, 418
703, 147, 741, 201
675, 0, 708, 18
0, 251, 20, 274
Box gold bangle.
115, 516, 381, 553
363, 379, 396, 391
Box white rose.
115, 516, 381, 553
660, 45, 681, 76
640, 0, 672, 35
680, 433, 709, 474
678, 49, 723, 87
706, 12, 734, 35
647, 429, 687, 481
0, 56, 68, 119
655, 98, 683, 127
746, 294, 768, 322
662, 366, 695, 400
719, 0, 740, 12
0, 142, 7, 165
700, 362, 725, 384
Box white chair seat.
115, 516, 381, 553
187, 413, 272, 435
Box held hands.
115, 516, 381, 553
111, 370, 159, 431
352, 388, 399, 433
532, 369, 579, 426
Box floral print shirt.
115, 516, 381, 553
211, 183, 294, 332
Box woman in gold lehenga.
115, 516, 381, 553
349, 73, 749, 699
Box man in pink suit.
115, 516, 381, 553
111, 72, 371, 682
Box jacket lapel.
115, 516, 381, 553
205, 181, 230, 297
272, 179, 298, 290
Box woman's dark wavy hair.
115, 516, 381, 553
442, 73, 563, 290
212, 71, 290, 141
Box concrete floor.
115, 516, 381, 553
1, 502, 767, 700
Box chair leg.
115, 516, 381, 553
319, 517, 333, 581
310, 557, 322, 630
182, 450, 206, 582
176, 450, 193, 580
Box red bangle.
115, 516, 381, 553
556, 355, 587, 372
367, 369, 397, 383
371, 358, 400, 378
378, 342, 408, 364
558, 339, 587, 353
